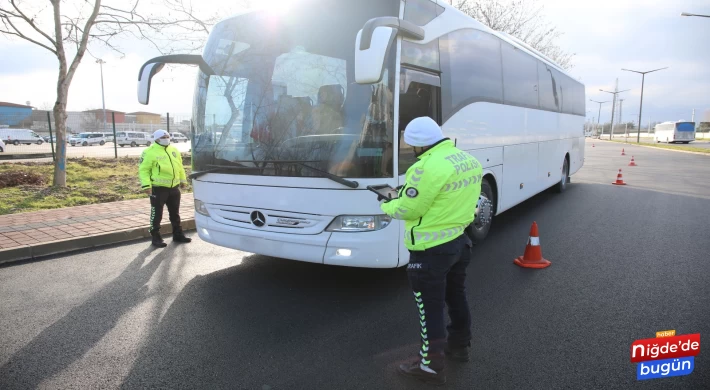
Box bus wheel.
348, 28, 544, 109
469, 178, 495, 244
13, 140, 20, 146
554, 157, 570, 193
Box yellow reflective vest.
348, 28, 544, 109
138, 143, 187, 189
381, 139, 482, 251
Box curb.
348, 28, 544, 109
596, 139, 710, 156
0, 219, 195, 266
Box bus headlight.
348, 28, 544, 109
194, 199, 210, 216
326, 215, 391, 232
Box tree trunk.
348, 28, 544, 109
52, 79, 69, 187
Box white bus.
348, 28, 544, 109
136, 0, 585, 268
654, 121, 695, 144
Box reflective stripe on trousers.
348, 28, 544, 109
413, 291, 432, 366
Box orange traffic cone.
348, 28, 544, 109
621, 148, 626, 156
514, 222, 551, 269
612, 169, 627, 185
628, 156, 637, 166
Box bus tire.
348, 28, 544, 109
469, 177, 495, 244
13, 140, 20, 146
553, 156, 570, 193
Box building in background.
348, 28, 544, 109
126, 111, 161, 125
698, 109, 710, 133
0, 102, 33, 127
83, 109, 126, 124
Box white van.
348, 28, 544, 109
116, 131, 152, 147
70, 132, 107, 146
0, 128, 44, 145
0, 138, 5, 152
171, 132, 189, 143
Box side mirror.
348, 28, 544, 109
137, 55, 215, 105
138, 63, 165, 105
355, 27, 396, 84
355, 17, 425, 84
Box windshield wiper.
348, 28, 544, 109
293, 162, 359, 189
190, 161, 359, 189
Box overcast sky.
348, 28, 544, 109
0, 0, 708, 125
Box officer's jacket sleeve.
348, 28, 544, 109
138, 150, 153, 189
380, 163, 450, 220
176, 149, 187, 183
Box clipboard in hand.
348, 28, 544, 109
367, 184, 399, 200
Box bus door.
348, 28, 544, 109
396, 67, 441, 265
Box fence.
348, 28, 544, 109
0, 111, 192, 160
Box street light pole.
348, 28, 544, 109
600, 79, 630, 141
590, 99, 609, 138
96, 59, 107, 132
621, 66, 668, 143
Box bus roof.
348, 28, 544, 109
216, 1, 580, 85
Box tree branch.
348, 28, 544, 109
9, 0, 56, 46
0, 14, 56, 54
65, 0, 102, 86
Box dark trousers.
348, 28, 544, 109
149, 186, 182, 233
407, 233, 472, 369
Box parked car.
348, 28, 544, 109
70, 132, 107, 146
115, 131, 152, 147
0, 138, 5, 152
44, 135, 68, 144
0, 128, 44, 145
171, 132, 189, 143
102, 132, 115, 143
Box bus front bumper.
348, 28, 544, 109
195, 214, 399, 268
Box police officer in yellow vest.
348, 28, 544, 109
139, 130, 192, 248
380, 117, 482, 385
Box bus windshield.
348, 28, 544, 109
676, 122, 695, 131
192, 0, 399, 179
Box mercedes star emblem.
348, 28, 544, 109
250, 211, 266, 227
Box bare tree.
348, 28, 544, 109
0, 0, 224, 186
451, 0, 575, 69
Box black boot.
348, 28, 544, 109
398, 357, 446, 386
444, 342, 471, 362
172, 227, 192, 243
151, 230, 167, 248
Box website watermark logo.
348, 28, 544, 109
630, 330, 700, 381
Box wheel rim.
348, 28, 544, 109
473, 195, 493, 232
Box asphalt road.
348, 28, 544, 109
1, 141, 192, 159
1, 139, 709, 389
